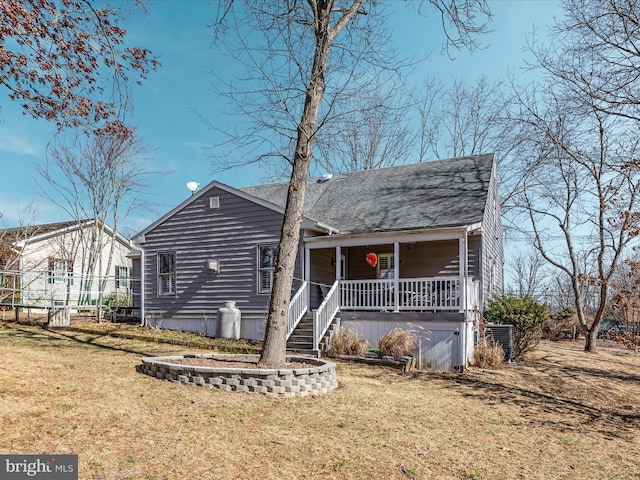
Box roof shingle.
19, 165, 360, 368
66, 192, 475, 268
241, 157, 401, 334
241, 154, 495, 234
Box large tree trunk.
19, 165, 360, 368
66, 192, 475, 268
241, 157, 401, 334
258, 2, 334, 368
258, 158, 313, 367
584, 328, 598, 352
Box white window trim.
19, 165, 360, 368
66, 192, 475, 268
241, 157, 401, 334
157, 251, 177, 297
257, 244, 278, 294
116, 265, 131, 289
377, 253, 395, 279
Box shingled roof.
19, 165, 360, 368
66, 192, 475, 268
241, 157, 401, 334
241, 154, 495, 235
0, 221, 87, 246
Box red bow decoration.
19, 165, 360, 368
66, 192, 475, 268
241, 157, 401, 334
365, 252, 378, 268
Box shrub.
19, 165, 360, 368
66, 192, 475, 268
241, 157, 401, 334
327, 327, 369, 357
542, 307, 577, 340
473, 336, 505, 369
378, 328, 417, 361
104, 292, 132, 308
484, 294, 547, 362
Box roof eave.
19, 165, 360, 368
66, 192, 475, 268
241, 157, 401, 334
303, 224, 476, 248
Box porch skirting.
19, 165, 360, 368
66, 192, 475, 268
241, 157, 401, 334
337, 311, 475, 372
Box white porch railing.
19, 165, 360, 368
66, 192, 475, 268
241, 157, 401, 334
340, 279, 395, 310
313, 280, 340, 351
465, 279, 480, 311
340, 277, 473, 312
286, 281, 309, 339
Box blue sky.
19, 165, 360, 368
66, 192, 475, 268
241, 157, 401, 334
0, 0, 563, 232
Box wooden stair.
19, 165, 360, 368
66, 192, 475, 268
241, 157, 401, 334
286, 312, 339, 357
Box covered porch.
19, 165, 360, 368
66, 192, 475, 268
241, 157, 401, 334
303, 227, 481, 312
286, 227, 483, 353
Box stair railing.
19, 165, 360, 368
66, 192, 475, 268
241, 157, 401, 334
313, 280, 340, 351
286, 281, 309, 340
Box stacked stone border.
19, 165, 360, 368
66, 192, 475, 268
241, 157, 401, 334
137, 354, 337, 398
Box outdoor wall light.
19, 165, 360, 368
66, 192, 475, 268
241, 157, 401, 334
207, 259, 220, 273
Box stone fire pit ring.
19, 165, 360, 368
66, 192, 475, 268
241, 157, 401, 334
138, 353, 337, 398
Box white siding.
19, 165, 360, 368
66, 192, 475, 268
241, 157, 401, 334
339, 313, 468, 372
18, 224, 131, 308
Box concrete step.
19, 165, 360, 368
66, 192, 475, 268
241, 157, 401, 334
286, 348, 320, 358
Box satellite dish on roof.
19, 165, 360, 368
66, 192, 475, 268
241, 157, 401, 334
318, 173, 333, 183
186, 181, 200, 195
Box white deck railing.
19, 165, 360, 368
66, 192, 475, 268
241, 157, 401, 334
0, 269, 132, 309
340, 277, 473, 312
465, 279, 480, 311
339, 279, 395, 310
313, 280, 340, 351
286, 281, 309, 339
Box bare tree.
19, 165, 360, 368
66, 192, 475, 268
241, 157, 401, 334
414, 75, 510, 161
509, 79, 640, 352
212, 0, 492, 368
507, 0, 640, 353
608, 255, 640, 332
0, 0, 158, 136
0, 203, 40, 305
37, 132, 159, 315
537, 0, 640, 123
508, 250, 547, 299
313, 80, 416, 174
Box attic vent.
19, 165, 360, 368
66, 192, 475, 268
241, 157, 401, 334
210, 197, 220, 209
317, 173, 333, 183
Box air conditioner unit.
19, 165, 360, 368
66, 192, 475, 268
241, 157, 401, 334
485, 324, 513, 361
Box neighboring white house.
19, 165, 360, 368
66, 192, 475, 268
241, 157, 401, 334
0, 220, 132, 312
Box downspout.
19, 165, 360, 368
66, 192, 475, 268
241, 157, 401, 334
139, 248, 145, 327
459, 234, 467, 371
463, 232, 469, 370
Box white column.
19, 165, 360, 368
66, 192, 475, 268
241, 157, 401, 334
335, 246, 342, 281
459, 236, 466, 313
305, 247, 311, 307
394, 242, 400, 312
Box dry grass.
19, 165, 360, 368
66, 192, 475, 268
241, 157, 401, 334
326, 326, 369, 357
473, 336, 506, 369
1, 320, 639, 480
378, 327, 418, 361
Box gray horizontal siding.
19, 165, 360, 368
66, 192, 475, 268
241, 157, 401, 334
140, 187, 301, 328
480, 164, 504, 306
144, 317, 266, 341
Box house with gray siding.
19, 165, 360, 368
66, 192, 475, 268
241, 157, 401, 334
131, 154, 504, 371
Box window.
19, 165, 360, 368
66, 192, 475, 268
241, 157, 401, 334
258, 244, 278, 293
158, 252, 176, 296
115, 265, 130, 288
48, 258, 73, 284
378, 253, 395, 279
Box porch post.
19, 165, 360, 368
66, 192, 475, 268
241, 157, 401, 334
305, 247, 311, 308
335, 246, 342, 281
459, 236, 466, 313
394, 242, 400, 313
